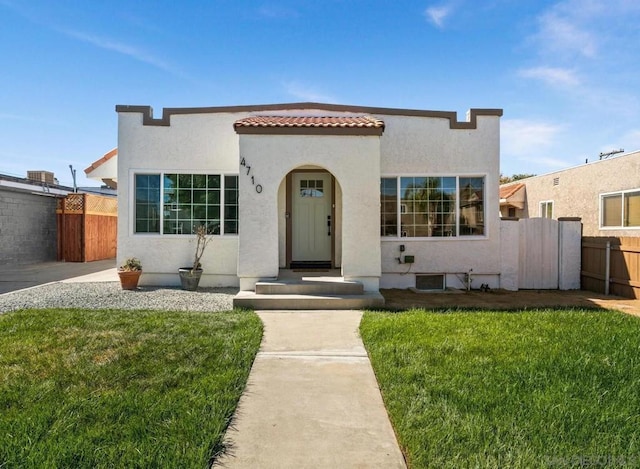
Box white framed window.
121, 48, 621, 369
134, 172, 239, 235
600, 189, 640, 229
380, 176, 485, 237
540, 200, 554, 219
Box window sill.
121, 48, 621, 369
381, 235, 489, 241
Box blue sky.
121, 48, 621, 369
1, 0, 639, 187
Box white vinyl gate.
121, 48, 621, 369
518, 218, 559, 289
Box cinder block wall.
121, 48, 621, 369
0, 188, 58, 265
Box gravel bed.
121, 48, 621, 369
0, 282, 238, 314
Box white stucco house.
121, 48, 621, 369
113, 102, 533, 305
500, 150, 640, 237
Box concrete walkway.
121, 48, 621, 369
215, 310, 406, 469
0, 259, 117, 294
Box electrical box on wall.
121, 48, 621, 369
404, 255, 415, 263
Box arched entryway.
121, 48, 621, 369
279, 167, 342, 270
234, 113, 382, 293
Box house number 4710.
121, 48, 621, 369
240, 157, 262, 193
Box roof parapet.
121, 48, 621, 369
115, 102, 502, 130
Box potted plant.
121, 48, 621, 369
178, 225, 213, 291
118, 257, 142, 290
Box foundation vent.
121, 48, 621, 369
415, 274, 445, 291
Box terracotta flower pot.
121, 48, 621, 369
118, 270, 142, 290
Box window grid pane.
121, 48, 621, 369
224, 175, 239, 234
459, 177, 484, 236
134, 174, 160, 233
300, 179, 324, 198
540, 201, 553, 219
624, 192, 640, 227
399, 176, 456, 237
381, 176, 485, 237
602, 195, 622, 227
132, 173, 237, 236
380, 178, 398, 236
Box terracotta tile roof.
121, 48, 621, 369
499, 182, 525, 200
85, 148, 117, 174
234, 115, 385, 129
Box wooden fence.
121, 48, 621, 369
57, 193, 117, 262
581, 237, 640, 299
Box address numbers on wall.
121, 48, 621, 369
240, 156, 262, 193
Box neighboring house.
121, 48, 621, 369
499, 183, 525, 218
0, 169, 119, 266
0, 172, 74, 264
114, 102, 510, 293
500, 150, 640, 236
85, 148, 118, 190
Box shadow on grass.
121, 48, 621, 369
371, 304, 612, 314
377, 288, 626, 314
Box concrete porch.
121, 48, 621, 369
233, 269, 385, 310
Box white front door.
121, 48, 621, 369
292, 172, 332, 262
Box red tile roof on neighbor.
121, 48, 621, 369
233, 115, 385, 129
85, 148, 117, 174
499, 182, 525, 200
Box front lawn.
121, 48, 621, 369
361, 309, 640, 468
0, 308, 262, 468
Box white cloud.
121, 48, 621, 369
518, 66, 580, 87
60, 29, 181, 75
531, 0, 640, 60
424, 4, 452, 28
536, 8, 597, 59
0, 2, 185, 78
501, 119, 568, 166
283, 81, 336, 103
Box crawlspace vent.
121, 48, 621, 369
415, 274, 445, 291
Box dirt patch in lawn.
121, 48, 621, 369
380, 289, 640, 316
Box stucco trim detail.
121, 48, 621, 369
115, 102, 503, 129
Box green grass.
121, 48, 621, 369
0, 308, 262, 468
361, 308, 640, 468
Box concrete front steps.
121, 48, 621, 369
233, 278, 385, 310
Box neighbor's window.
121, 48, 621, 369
601, 189, 640, 228
540, 200, 554, 219
380, 176, 485, 237
134, 173, 239, 235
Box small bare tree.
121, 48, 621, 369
191, 224, 214, 272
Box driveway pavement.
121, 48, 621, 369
214, 310, 407, 469
0, 259, 117, 294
